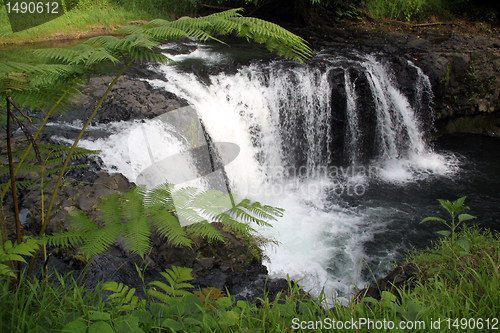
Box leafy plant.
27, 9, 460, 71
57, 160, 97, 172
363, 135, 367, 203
420, 197, 477, 278
420, 196, 476, 247
102, 281, 146, 312
0, 144, 97, 192
45, 184, 283, 262
0, 238, 39, 278
148, 265, 195, 302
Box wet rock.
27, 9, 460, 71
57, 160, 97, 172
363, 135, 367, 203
355, 263, 419, 302
199, 269, 227, 289
50, 75, 188, 125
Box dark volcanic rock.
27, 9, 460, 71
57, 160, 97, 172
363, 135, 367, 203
355, 263, 419, 302
307, 26, 500, 136
50, 75, 188, 125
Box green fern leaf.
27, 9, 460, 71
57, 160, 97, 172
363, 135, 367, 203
80, 224, 124, 258
102, 281, 142, 311
69, 209, 99, 233
148, 266, 194, 300
186, 220, 224, 242
123, 215, 151, 258
149, 210, 191, 248
98, 192, 124, 226
43, 231, 84, 248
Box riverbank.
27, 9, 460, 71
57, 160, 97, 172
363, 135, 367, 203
3, 8, 499, 136
0, 6, 153, 46
2, 220, 498, 331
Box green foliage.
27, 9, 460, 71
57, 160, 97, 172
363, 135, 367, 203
0, 238, 39, 277
45, 184, 283, 260
361, 0, 431, 21
148, 266, 194, 301
420, 197, 477, 278
0, 61, 84, 112
420, 196, 476, 244
334, 5, 364, 22
102, 281, 146, 312
116, 8, 313, 63
1, 224, 499, 332
0, 143, 98, 191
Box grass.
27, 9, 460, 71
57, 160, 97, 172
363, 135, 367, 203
0, 4, 155, 46
360, 0, 449, 22
1, 226, 498, 332
359, 0, 499, 23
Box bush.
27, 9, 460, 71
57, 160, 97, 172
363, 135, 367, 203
361, 0, 450, 21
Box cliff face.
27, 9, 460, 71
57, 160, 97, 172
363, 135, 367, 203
305, 25, 500, 137
414, 34, 500, 136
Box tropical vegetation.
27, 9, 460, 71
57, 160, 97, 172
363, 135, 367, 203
1, 1, 499, 332
1, 0, 499, 46
1, 212, 498, 331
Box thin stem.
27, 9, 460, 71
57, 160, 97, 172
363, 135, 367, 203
0, 194, 7, 246
42, 59, 133, 236
27, 59, 135, 278
6, 97, 23, 280
1, 81, 79, 201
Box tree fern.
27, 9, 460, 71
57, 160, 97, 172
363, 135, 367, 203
113, 8, 313, 63
124, 215, 151, 258
0, 143, 98, 192
149, 209, 191, 248
79, 224, 124, 258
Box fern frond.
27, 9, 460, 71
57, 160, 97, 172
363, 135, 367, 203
0, 179, 37, 190
0, 238, 39, 278
121, 186, 147, 221
123, 215, 151, 258
71, 47, 120, 67
170, 186, 198, 209
0, 162, 41, 176
5, 80, 83, 111
43, 231, 84, 248
102, 281, 143, 311
148, 266, 194, 300
176, 208, 205, 226
32, 48, 81, 64
98, 192, 124, 226
80, 224, 124, 258
186, 220, 224, 242
214, 212, 253, 234
143, 183, 175, 210
150, 210, 191, 248
68, 209, 99, 233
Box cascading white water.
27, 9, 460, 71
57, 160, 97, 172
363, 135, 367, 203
74, 44, 458, 303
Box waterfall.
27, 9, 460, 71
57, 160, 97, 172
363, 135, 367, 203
75, 44, 456, 302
